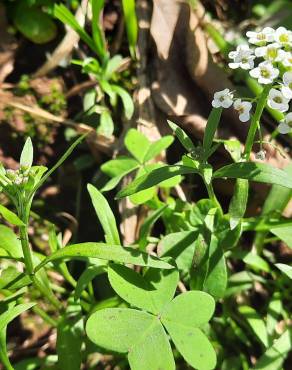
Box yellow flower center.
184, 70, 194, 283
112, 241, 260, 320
279, 34, 289, 43
267, 48, 278, 60
261, 69, 270, 78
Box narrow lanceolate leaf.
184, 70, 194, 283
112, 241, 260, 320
57, 304, 83, 370
0, 225, 22, 258
86, 308, 175, 370
270, 226, 292, 248
203, 107, 223, 152
214, 162, 292, 189
275, 263, 292, 279
161, 291, 216, 370
238, 305, 269, 348
122, 0, 138, 54
33, 134, 86, 192
116, 165, 197, 198
87, 184, 120, 245
74, 265, 105, 301
34, 243, 174, 272
20, 137, 33, 169
167, 120, 195, 152
0, 204, 24, 226
90, 0, 107, 60
0, 303, 36, 332
229, 179, 249, 229
108, 264, 179, 314
144, 136, 174, 163
254, 330, 292, 370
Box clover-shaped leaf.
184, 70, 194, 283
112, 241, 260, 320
86, 308, 175, 370
108, 263, 179, 314
161, 291, 216, 369
86, 264, 216, 369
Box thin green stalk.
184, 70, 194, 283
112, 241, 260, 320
19, 220, 61, 310
19, 226, 34, 275
32, 306, 58, 327
204, 179, 223, 215
244, 85, 272, 160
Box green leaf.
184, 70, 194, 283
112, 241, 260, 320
161, 291, 216, 370
128, 319, 174, 370
0, 302, 36, 332
35, 243, 174, 272
214, 162, 292, 188
275, 263, 292, 279
111, 85, 134, 120
139, 205, 168, 250
271, 226, 292, 248
90, 0, 107, 60
116, 165, 197, 198
14, 4, 57, 44
243, 252, 270, 273
191, 235, 227, 299
122, 0, 138, 57
229, 179, 249, 229
203, 107, 223, 153
33, 134, 86, 192
0, 330, 13, 370
267, 293, 282, 339
124, 129, 150, 162
101, 156, 139, 177
108, 264, 179, 314
167, 120, 195, 152
144, 136, 174, 162
74, 265, 105, 301
0, 226, 22, 258
20, 137, 33, 169
158, 231, 197, 273
97, 110, 114, 137
0, 204, 24, 226
254, 330, 292, 370
56, 302, 83, 370
104, 55, 124, 79
87, 184, 120, 245
54, 4, 98, 55
86, 308, 175, 370
223, 139, 242, 162
238, 305, 269, 347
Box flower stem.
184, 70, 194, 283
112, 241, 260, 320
204, 179, 223, 215
19, 220, 61, 310
244, 84, 272, 160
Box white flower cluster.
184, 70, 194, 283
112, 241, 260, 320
4, 166, 31, 186
212, 89, 252, 122
212, 27, 292, 133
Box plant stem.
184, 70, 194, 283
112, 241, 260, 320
19, 226, 34, 275
204, 179, 223, 215
244, 85, 272, 160
19, 220, 61, 310
32, 305, 58, 327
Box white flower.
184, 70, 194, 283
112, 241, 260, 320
254, 43, 286, 62
274, 27, 292, 47
249, 61, 279, 84
212, 89, 234, 108
282, 51, 292, 67
278, 112, 292, 134
246, 27, 274, 45
281, 71, 292, 100
233, 99, 252, 122
267, 88, 290, 112
228, 45, 255, 70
